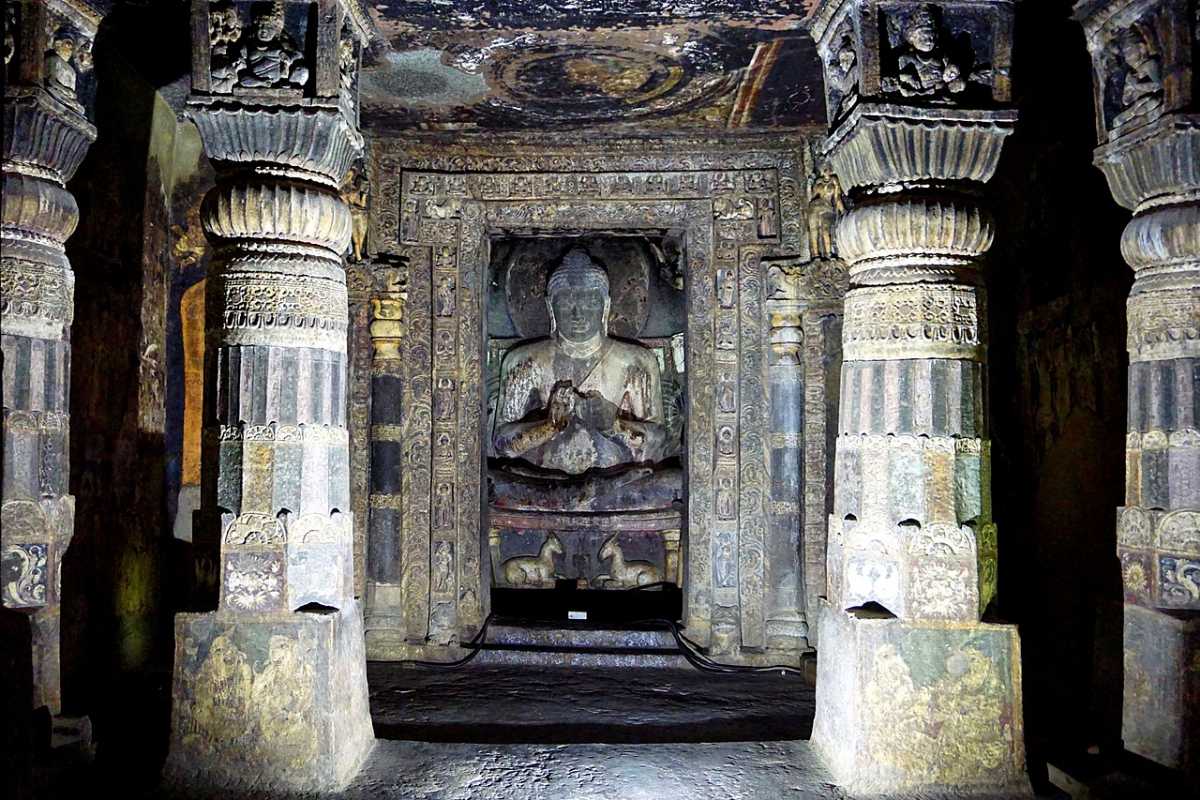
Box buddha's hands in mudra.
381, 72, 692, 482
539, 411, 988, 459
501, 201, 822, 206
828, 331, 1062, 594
548, 383, 578, 430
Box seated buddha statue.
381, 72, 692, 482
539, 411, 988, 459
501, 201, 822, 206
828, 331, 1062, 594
490, 248, 682, 513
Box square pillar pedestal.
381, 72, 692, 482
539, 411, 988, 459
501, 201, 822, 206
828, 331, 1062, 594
164, 601, 374, 793
812, 600, 1031, 796
1122, 603, 1200, 776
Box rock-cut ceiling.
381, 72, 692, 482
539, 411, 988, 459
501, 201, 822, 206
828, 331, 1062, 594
360, 1, 826, 133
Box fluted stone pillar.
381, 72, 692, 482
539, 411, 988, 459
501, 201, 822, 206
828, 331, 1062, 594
1076, 0, 1199, 776
2, 0, 100, 717
807, 2, 1028, 794
164, 1, 374, 791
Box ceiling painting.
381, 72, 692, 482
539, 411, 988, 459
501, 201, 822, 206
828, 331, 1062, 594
358, 1, 826, 132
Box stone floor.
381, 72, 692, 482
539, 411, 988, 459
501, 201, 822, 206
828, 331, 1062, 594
343, 663, 833, 799
350, 740, 844, 800
42, 661, 1178, 799
368, 662, 815, 743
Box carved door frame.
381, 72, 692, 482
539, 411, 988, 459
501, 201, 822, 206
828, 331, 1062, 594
363, 140, 833, 660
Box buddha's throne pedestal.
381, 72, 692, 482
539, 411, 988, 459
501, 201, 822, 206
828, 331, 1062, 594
489, 507, 682, 591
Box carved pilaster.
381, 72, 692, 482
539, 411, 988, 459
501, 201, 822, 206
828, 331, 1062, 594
165, 2, 374, 792
808, 2, 1027, 795
1076, 0, 1199, 776
2, 0, 100, 716
364, 259, 408, 654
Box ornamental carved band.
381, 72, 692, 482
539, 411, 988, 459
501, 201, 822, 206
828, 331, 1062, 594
1076, 0, 1200, 616
2, 0, 100, 715
188, 0, 368, 613
811, 0, 1016, 623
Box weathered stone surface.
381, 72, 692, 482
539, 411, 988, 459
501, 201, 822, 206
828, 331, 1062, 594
811, 601, 1030, 797
164, 602, 374, 793
1122, 603, 1200, 775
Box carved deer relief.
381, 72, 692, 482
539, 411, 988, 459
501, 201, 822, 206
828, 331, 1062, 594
501, 533, 563, 587
595, 535, 661, 588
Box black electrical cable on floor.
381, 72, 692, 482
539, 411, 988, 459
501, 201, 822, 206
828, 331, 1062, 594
400, 611, 496, 669
617, 614, 808, 677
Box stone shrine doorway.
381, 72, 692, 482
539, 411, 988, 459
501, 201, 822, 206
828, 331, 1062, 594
361, 148, 840, 665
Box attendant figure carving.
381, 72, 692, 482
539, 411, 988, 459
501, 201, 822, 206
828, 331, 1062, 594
432, 542, 453, 594
44, 30, 82, 111
433, 482, 454, 530
1110, 26, 1164, 129
208, 4, 243, 92
715, 535, 736, 588
827, 32, 860, 120
4, 6, 16, 67
807, 162, 845, 260
718, 372, 736, 414
490, 248, 681, 512
716, 477, 736, 520
434, 378, 455, 420
338, 35, 356, 94
342, 167, 369, 262
213, 2, 309, 92
882, 5, 978, 101
717, 269, 736, 309
435, 276, 456, 317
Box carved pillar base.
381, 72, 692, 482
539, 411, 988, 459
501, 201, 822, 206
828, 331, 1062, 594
164, 601, 374, 793
812, 600, 1030, 797
1122, 603, 1200, 775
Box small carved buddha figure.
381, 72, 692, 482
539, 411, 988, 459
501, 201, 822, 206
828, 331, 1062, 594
884, 5, 967, 99
236, 2, 308, 90
1112, 27, 1164, 129
491, 248, 681, 512
44, 31, 82, 111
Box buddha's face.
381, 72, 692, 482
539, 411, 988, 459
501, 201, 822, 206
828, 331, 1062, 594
550, 287, 606, 342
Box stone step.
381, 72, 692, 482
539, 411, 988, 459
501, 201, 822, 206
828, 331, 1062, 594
473, 621, 688, 668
